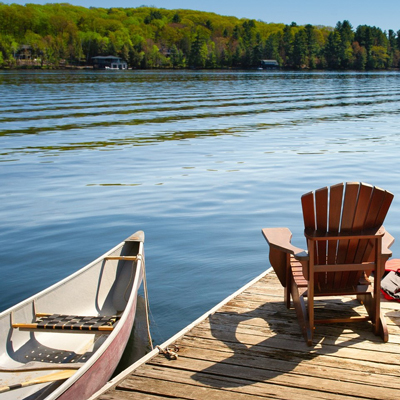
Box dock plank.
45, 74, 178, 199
93, 270, 400, 400
121, 366, 357, 400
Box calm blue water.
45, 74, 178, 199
1, 70, 400, 345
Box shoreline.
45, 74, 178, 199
1, 65, 399, 72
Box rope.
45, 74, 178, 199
156, 345, 179, 360
141, 250, 154, 350
119, 251, 153, 350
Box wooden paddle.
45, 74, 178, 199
0, 369, 75, 393
0, 361, 84, 372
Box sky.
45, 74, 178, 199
9, 0, 400, 32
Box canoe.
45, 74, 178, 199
0, 231, 147, 400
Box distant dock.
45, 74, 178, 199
91, 269, 400, 399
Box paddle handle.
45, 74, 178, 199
0, 369, 75, 393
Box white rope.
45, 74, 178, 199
141, 250, 154, 350
156, 345, 179, 360
118, 250, 153, 350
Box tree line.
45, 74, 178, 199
0, 3, 399, 70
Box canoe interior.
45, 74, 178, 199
0, 233, 144, 400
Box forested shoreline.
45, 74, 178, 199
0, 3, 399, 70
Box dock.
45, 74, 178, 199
92, 269, 400, 399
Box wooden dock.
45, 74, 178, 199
92, 269, 400, 400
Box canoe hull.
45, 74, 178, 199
0, 231, 146, 400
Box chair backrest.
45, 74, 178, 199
301, 182, 393, 290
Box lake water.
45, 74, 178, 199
1, 70, 400, 346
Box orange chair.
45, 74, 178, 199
262, 182, 394, 345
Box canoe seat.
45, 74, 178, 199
12, 314, 120, 333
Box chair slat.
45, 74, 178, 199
345, 184, 374, 286
336, 182, 360, 288
315, 187, 328, 287
301, 191, 315, 230
314, 186, 326, 258
302, 191, 316, 283
365, 187, 387, 227
336, 183, 359, 261
375, 190, 394, 226
328, 183, 344, 289
355, 187, 393, 264
354, 186, 386, 265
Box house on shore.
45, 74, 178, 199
92, 56, 127, 70
16, 45, 33, 61
260, 60, 279, 70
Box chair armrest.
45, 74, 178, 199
262, 227, 308, 260
261, 227, 308, 287
382, 230, 394, 259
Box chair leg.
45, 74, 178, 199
358, 293, 389, 342
284, 285, 291, 309
291, 279, 313, 346
378, 313, 389, 342
284, 259, 292, 309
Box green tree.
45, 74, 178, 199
171, 13, 181, 23
129, 47, 144, 68
370, 45, 389, 69
352, 41, 367, 70
336, 20, 354, 68
232, 25, 240, 40
252, 33, 263, 67
397, 30, 400, 52
206, 41, 217, 68
292, 28, 308, 68
325, 30, 342, 69
282, 25, 294, 66
189, 34, 208, 68
304, 24, 317, 68
170, 44, 179, 67
387, 29, 398, 67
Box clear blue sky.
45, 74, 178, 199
9, 0, 400, 32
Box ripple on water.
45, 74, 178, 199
1, 70, 400, 343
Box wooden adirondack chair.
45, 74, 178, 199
262, 182, 394, 346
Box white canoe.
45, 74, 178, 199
0, 231, 146, 400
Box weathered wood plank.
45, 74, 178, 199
145, 355, 398, 399
124, 366, 359, 400
191, 312, 400, 348
188, 323, 400, 365
190, 311, 400, 352
218, 296, 400, 333
117, 373, 277, 400
149, 342, 400, 390
176, 335, 400, 377
94, 271, 400, 400
99, 391, 175, 400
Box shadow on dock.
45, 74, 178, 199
192, 298, 380, 389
